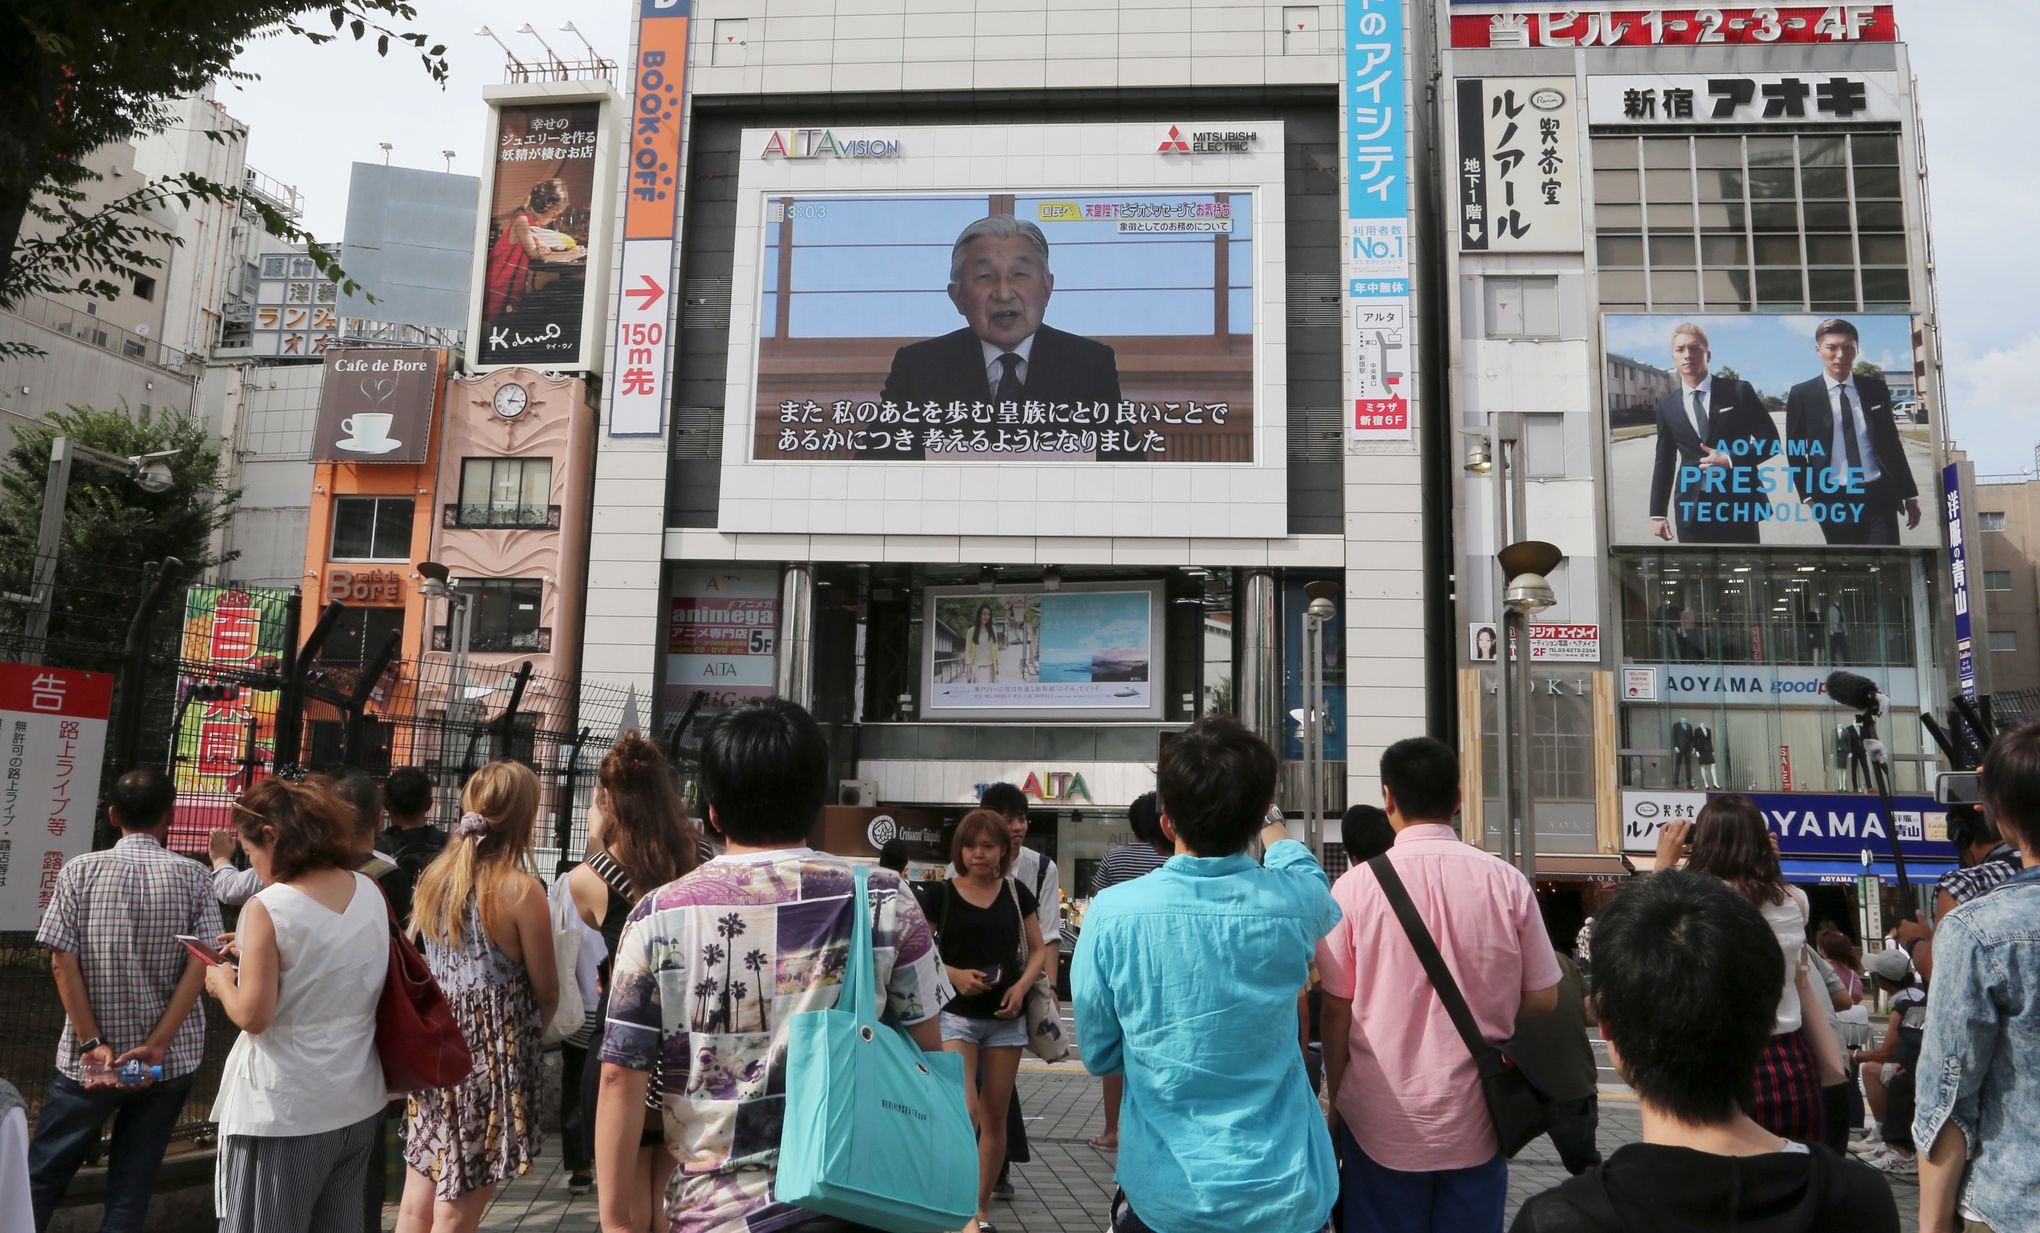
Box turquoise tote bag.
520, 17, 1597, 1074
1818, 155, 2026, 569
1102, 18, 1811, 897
776, 864, 976, 1232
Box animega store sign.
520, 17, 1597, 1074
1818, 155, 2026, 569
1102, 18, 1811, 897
1622, 788, 1954, 861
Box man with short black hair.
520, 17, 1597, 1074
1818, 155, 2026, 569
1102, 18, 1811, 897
976, 779, 1060, 1194
380, 765, 443, 880
1784, 316, 1920, 546
1339, 803, 1394, 867
1318, 736, 1559, 1233
1510, 870, 1896, 1232
29, 767, 221, 1233
1075, 717, 1340, 1233
595, 698, 945, 1233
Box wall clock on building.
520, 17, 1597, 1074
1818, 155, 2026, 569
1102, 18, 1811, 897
492, 383, 531, 420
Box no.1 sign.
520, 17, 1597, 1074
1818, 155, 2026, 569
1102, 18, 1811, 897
0, 663, 112, 931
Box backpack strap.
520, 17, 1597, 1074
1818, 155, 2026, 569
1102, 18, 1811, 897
1367, 855, 1505, 1075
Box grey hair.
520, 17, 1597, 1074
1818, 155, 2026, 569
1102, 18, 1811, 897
948, 215, 1051, 286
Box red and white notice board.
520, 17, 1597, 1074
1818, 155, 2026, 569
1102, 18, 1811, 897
0, 663, 113, 931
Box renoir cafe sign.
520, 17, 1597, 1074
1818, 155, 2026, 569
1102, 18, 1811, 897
1625, 664, 1919, 708
1623, 790, 1954, 861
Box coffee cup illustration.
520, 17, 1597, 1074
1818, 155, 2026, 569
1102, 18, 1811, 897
339, 413, 396, 447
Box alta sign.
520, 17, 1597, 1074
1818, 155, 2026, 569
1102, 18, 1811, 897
974, 772, 1093, 804
760, 129, 901, 159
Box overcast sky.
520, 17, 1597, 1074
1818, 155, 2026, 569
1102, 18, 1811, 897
223, 0, 2034, 475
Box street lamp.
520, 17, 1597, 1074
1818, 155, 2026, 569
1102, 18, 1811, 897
1299, 580, 1340, 855
2, 408, 184, 662
515, 22, 567, 72
1497, 539, 1564, 882
473, 25, 529, 72
416, 559, 473, 721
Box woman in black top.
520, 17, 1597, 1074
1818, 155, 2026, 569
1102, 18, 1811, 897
566, 732, 702, 1221
932, 808, 1051, 1233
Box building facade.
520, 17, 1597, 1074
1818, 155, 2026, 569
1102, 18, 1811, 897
575, 0, 1439, 874
1972, 461, 2040, 694
1440, 3, 1964, 928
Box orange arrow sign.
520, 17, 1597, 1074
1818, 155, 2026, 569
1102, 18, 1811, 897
625, 274, 664, 311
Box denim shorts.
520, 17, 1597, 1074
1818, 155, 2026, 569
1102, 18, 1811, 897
940, 1010, 1027, 1048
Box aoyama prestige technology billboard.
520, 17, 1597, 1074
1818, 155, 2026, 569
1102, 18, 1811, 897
1604, 312, 1937, 549
921, 583, 1165, 721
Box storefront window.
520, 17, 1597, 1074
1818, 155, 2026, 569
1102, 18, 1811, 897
1618, 703, 1928, 795
1615, 551, 1921, 669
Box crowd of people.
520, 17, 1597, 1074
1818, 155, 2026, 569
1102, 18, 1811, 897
13, 703, 2040, 1233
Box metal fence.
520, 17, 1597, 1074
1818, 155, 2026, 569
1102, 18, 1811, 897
0, 566, 668, 1140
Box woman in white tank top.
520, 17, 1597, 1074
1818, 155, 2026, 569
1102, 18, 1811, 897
206, 777, 390, 1233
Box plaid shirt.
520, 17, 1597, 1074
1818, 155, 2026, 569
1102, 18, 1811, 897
36, 834, 221, 1081
1936, 844, 2022, 909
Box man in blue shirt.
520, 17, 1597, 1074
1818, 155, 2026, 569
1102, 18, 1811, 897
1074, 716, 1340, 1233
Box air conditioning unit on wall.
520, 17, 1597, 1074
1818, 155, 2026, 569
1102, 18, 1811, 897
837, 779, 882, 807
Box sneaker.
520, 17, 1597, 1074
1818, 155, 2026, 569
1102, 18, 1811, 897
1869, 1147, 1918, 1176
992, 1170, 1015, 1200
568, 1171, 593, 1195
1849, 1132, 1884, 1158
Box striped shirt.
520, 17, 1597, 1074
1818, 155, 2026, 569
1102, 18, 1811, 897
1091, 842, 1169, 894
37, 834, 221, 1081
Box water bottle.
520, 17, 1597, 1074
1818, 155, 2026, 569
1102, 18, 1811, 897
118, 1059, 162, 1086
80, 1058, 161, 1087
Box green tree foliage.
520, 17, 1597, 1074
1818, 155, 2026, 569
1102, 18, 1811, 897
0, 3, 447, 344
0, 406, 242, 640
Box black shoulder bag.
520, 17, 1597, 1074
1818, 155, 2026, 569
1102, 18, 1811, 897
1366, 854, 1555, 1157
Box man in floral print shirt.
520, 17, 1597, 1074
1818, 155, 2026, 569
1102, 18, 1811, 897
596, 698, 946, 1233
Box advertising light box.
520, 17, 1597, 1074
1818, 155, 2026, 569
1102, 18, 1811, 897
1603, 313, 1937, 550
920, 583, 1165, 722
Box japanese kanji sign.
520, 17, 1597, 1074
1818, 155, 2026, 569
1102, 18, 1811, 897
1587, 73, 1903, 125
1455, 79, 1582, 254
1346, 0, 1412, 442
1944, 464, 1975, 701
0, 662, 111, 931
609, 0, 694, 437
171, 587, 290, 803
1450, 6, 1896, 49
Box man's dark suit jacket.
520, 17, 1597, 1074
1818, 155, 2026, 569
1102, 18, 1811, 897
1647, 377, 1780, 545
871, 324, 1122, 459
1783, 374, 1917, 544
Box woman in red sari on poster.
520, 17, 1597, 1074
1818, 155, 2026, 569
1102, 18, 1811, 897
482, 178, 574, 320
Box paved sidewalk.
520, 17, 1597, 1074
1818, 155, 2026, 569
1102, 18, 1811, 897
388, 1061, 1921, 1232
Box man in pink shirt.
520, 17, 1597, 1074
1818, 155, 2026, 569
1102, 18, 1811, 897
1317, 736, 1561, 1233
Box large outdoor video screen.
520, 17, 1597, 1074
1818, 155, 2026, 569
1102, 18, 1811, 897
751, 191, 1255, 463
920, 583, 1166, 722
1604, 312, 1936, 549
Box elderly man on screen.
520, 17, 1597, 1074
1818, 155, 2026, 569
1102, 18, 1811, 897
880, 215, 1123, 415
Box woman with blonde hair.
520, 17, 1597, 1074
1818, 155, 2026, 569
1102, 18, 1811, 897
396, 762, 558, 1233
208, 776, 390, 1232
568, 731, 701, 1228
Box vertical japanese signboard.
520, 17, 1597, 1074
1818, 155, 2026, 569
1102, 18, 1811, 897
0, 663, 112, 931
1943, 464, 1975, 700
172, 588, 291, 802
1455, 79, 1583, 253
610, 0, 694, 437
476, 101, 606, 369
1346, 0, 1411, 442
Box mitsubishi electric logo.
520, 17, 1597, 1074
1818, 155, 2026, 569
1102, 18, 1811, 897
1158, 125, 1257, 154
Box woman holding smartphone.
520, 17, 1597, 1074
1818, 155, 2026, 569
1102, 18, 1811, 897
931, 808, 1052, 1233
205, 777, 390, 1232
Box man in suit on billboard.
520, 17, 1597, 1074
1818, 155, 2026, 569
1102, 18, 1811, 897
880, 215, 1123, 417
1647, 322, 1780, 544
1784, 317, 1921, 546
